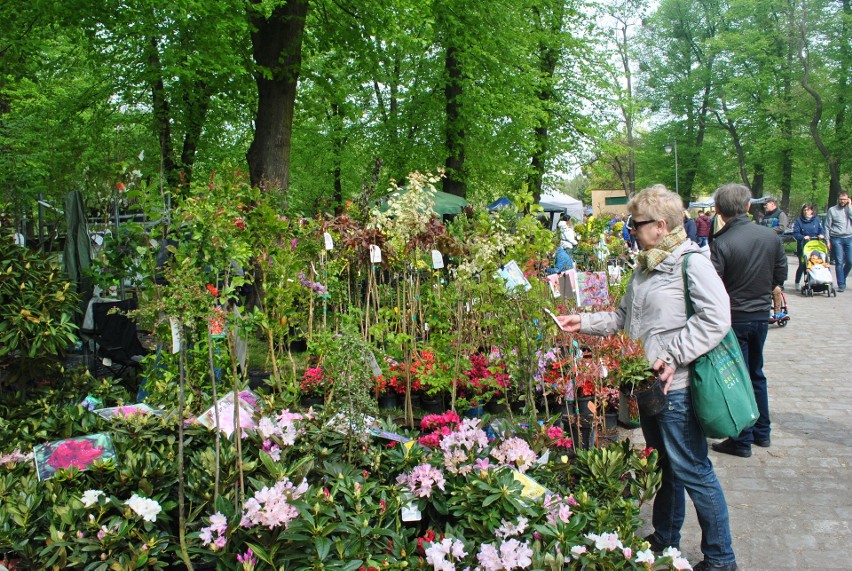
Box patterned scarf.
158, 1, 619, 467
637, 226, 687, 272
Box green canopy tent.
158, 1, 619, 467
378, 188, 468, 217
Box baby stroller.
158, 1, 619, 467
801, 239, 837, 297
768, 287, 790, 327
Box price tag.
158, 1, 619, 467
431, 250, 444, 269
323, 232, 334, 251
369, 245, 382, 264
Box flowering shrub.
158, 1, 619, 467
457, 350, 511, 405
300, 366, 332, 397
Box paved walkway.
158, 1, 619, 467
632, 255, 852, 570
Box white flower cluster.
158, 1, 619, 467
126, 493, 162, 522
490, 437, 538, 474
439, 418, 489, 475
258, 409, 303, 446
240, 477, 309, 530
475, 538, 534, 571
424, 536, 467, 571
495, 516, 528, 539
80, 489, 106, 508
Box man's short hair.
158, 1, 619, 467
713, 184, 752, 218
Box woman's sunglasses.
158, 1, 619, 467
627, 217, 657, 231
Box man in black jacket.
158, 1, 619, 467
709, 183, 788, 458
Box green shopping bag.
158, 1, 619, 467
683, 254, 759, 439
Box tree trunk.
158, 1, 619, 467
798, 8, 842, 203
246, 0, 309, 194
147, 37, 180, 189
830, 0, 851, 206
442, 45, 466, 198
528, 2, 565, 202
180, 80, 212, 186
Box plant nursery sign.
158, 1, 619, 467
33, 433, 117, 481
575, 271, 609, 307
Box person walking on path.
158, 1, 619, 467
684, 210, 698, 243
709, 184, 787, 459
825, 191, 852, 292
695, 210, 711, 247
757, 197, 788, 235
791, 203, 826, 289
556, 185, 738, 571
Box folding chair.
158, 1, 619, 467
88, 298, 148, 378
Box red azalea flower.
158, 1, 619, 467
206, 284, 219, 297
234, 216, 246, 230
417, 530, 438, 554
116, 182, 125, 191
640, 447, 655, 459
47, 439, 104, 471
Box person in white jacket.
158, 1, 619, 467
555, 185, 737, 571
557, 216, 578, 252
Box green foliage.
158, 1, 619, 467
0, 246, 80, 387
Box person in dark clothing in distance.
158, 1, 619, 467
709, 184, 787, 459
695, 210, 711, 247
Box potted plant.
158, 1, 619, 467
300, 365, 331, 407
604, 334, 663, 420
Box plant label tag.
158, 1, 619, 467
431, 250, 444, 269
92, 233, 104, 246
401, 496, 422, 521
364, 350, 382, 377
369, 244, 382, 264
323, 232, 334, 251
149, 238, 159, 249
170, 316, 181, 354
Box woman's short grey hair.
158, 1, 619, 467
713, 184, 751, 217
628, 184, 684, 231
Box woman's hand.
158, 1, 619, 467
555, 314, 582, 332
652, 358, 675, 394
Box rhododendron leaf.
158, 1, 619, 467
246, 543, 273, 566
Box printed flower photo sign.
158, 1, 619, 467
33, 433, 117, 481
575, 271, 609, 307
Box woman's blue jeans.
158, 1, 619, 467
641, 388, 736, 565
